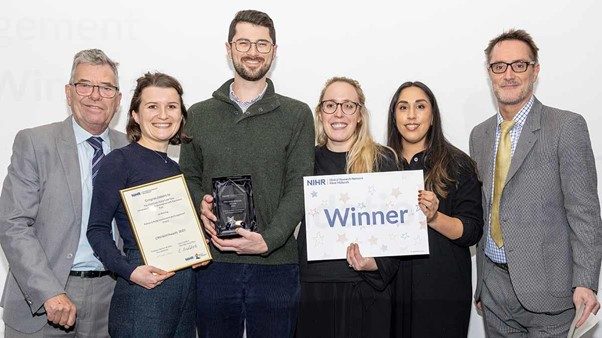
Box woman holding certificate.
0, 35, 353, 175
87, 72, 198, 337
296, 77, 400, 338
386, 81, 483, 338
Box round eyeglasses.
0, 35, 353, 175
489, 61, 536, 74
70, 82, 119, 98
319, 100, 361, 115
230, 39, 274, 54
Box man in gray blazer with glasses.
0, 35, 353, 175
470, 29, 602, 337
0, 49, 128, 337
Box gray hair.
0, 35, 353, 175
69, 49, 119, 85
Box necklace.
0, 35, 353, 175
152, 149, 168, 164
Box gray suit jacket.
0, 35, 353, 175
0, 117, 128, 333
470, 97, 602, 313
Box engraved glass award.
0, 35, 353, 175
212, 175, 257, 237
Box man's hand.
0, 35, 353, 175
346, 242, 378, 271
130, 265, 175, 290
573, 286, 600, 327
199, 194, 217, 236
211, 228, 268, 255
44, 293, 76, 328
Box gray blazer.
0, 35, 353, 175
469, 97, 602, 313
0, 117, 128, 333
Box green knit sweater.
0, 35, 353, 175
180, 79, 315, 265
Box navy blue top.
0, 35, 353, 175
87, 142, 181, 279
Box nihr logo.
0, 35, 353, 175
306, 179, 326, 186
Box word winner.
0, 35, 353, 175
324, 207, 409, 227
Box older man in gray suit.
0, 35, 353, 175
0, 49, 128, 337
470, 29, 602, 337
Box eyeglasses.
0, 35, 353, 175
489, 61, 536, 74
319, 100, 361, 115
230, 39, 274, 54
71, 82, 119, 98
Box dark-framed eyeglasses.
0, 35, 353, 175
489, 60, 536, 74
230, 39, 274, 54
70, 82, 119, 98
319, 100, 361, 115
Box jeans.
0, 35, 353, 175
195, 262, 300, 338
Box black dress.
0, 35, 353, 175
392, 151, 483, 338
296, 146, 400, 338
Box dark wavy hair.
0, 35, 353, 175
386, 81, 475, 198
228, 10, 276, 44
126, 72, 191, 145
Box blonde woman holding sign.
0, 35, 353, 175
296, 77, 399, 338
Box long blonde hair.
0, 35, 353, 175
315, 77, 389, 173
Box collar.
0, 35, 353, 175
214, 78, 276, 104
496, 95, 534, 128
401, 150, 426, 169
229, 82, 268, 105
71, 116, 109, 145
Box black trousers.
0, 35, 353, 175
296, 281, 393, 338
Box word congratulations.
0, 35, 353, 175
324, 207, 408, 227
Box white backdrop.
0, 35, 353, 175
1, 1, 601, 336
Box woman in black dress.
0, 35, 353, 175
386, 81, 483, 338
297, 77, 399, 338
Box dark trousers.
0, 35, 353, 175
296, 281, 393, 338
195, 262, 300, 338
108, 250, 196, 338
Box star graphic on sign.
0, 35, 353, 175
337, 233, 348, 243
311, 191, 318, 198
368, 236, 378, 245
321, 200, 329, 207
400, 233, 410, 240
368, 185, 376, 195
312, 232, 325, 246
309, 208, 319, 216
357, 202, 367, 209
391, 187, 401, 198
413, 235, 424, 246
380, 244, 388, 252
419, 220, 427, 229
339, 193, 350, 203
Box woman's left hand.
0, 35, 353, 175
418, 190, 440, 223
346, 243, 378, 271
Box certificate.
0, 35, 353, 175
120, 174, 211, 271
303, 170, 429, 261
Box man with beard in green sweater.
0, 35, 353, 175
179, 9, 314, 338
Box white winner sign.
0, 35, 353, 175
303, 170, 429, 261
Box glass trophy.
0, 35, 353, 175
212, 175, 257, 237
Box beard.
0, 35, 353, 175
233, 56, 272, 81
494, 79, 535, 106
